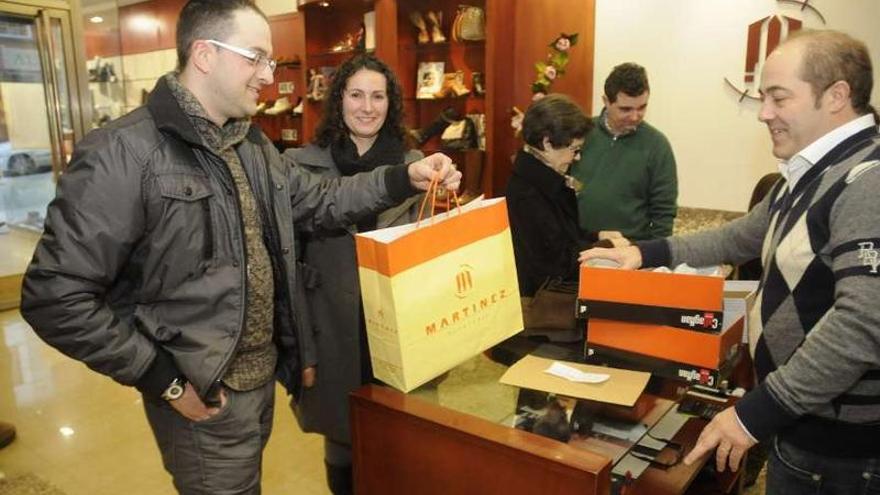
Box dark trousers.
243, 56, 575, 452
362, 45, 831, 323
767, 436, 880, 494
143, 381, 275, 495
325, 438, 353, 495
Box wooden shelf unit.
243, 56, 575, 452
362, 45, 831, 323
292, 0, 596, 197
251, 13, 307, 149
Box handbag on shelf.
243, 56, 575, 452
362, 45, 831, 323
520, 278, 581, 342
440, 118, 477, 150
451, 5, 486, 42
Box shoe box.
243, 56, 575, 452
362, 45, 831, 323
577, 265, 756, 370
583, 342, 742, 388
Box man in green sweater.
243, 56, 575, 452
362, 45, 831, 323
570, 63, 678, 241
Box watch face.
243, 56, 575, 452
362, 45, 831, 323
162, 380, 186, 401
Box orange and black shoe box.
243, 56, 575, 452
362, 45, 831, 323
583, 315, 744, 369
577, 265, 748, 369
583, 342, 741, 388
577, 265, 727, 331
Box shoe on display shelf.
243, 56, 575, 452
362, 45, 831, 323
265, 97, 293, 115
409, 11, 430, 44
426, 11, 446, 43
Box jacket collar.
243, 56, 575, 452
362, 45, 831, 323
246, 123, 267, 145
147, 75, 265, 148
146, 76, 203, 146
513, 149, 567, 195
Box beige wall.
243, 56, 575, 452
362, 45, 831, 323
593, 0, 880, 211
256, 0, 296, 17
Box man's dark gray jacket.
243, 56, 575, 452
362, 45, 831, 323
20, 78, 413, 401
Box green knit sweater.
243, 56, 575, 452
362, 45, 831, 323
570, 114, 678, 241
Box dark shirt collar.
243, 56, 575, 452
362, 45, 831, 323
513, 149, 568, 195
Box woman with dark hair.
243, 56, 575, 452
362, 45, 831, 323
507, 94, 599, 297
284, 54, 422, 494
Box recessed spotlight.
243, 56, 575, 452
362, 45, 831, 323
89, 16, 104, 24
59, 426, 75, 437
318, 1, 330, 7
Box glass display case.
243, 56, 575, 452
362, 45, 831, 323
352, 341, 743, 494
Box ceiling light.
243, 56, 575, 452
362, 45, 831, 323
318, 1, 330, 7
89, 16, 104, 24
59, 426, 75, 437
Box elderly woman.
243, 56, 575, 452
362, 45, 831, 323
285, 54, 423, 494
507, 94, 598, 298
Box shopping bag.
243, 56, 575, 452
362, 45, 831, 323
356, 196, 523, 392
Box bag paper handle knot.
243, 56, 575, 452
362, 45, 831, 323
416, 171, 463, 227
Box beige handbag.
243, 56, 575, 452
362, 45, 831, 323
440, 118, 477, 150
452, 5, 486, 41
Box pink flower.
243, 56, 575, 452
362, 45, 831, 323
544, 66, 557, 80
532, 92, 546, 101
555, 37, 571, 52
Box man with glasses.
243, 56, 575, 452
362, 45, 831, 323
20, 1, 459, 493
582, 30, 880, 494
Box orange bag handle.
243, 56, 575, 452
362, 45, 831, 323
416, 171, 463, 227
416, 173, 440, 224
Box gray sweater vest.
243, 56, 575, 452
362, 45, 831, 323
641, 126, 880, 457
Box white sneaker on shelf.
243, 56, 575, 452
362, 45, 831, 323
265, 97, 292, 115
292, 97, 303, 115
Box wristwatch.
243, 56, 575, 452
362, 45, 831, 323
161, 377, 187, 401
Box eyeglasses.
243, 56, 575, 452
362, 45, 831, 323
206, 39, 277, 73
567, 144, 583, 155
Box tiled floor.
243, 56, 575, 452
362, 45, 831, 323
0, 309, 331, 495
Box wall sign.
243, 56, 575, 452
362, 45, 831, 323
724, 0, 826, 102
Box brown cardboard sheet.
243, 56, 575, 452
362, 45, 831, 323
499, 355, 650, 407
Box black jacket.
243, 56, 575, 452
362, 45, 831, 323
506, 150, 594, 296
285, 144, 423, 442
20, 77, 413, 401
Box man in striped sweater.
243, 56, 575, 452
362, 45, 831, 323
581, 30, 879, 494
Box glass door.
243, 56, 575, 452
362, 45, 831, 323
40, 8, 84, 177
0, 3, 83, 234
0, 2, 85, 289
